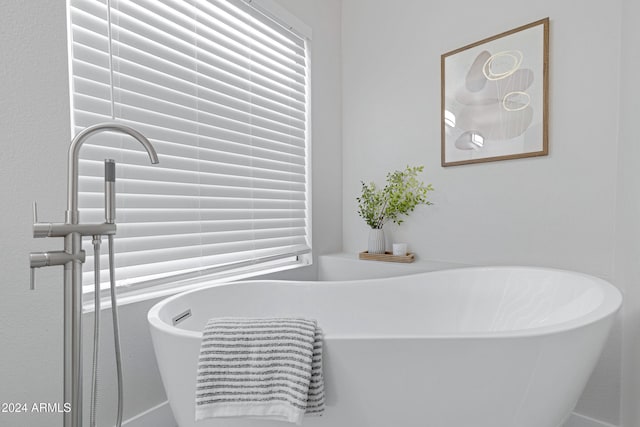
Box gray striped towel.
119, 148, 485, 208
195, 317, 325, 425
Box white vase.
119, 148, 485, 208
367, 228, 386, 254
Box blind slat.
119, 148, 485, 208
71, 57, 306, 122
112, 2, 307, 85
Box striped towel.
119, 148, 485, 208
195, 317, 325, 425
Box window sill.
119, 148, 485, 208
83, 255, 312, 313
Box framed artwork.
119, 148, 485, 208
441, 18, 549, 166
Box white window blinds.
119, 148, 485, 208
68, 0, 311, 293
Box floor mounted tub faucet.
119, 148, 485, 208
29, 122, 159, 427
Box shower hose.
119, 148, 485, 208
90, 234, 124, 427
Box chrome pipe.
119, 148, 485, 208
63, 231, 83, 427
33, 222, 116, 238
67, 122, 159, 214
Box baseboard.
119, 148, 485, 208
565, 412, 618, 427
121, 404, 616, 427
122, 400, 176, 427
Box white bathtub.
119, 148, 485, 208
147, 266, 621, 427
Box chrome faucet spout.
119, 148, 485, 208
67, 122, 159, 219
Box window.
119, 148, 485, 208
67, 0, 311, 296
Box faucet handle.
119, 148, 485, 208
29, 251, 84, 291
30, 202, 39, 290
28, 252, 47, 290
32, 201, 51, 238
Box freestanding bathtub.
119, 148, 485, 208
148, 266, 622, 427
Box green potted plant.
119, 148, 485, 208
356, 165, 434, 254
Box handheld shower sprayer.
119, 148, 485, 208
105, 159, 116, 224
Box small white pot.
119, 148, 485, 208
367, 228, 386, 254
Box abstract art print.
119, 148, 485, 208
441, 18, 549, 166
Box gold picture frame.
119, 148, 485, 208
441, 18, 549, 167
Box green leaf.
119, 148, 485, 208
355, 165, 434, 228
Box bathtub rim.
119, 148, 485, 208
147, 266, 622, 341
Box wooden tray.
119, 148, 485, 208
358, 251, 415, 263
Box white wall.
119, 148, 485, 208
617, 0, 640, 425
0, 1, 342, 426
0, 1, 71, 427
341, 0, 623, 425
